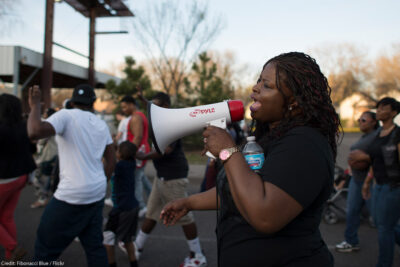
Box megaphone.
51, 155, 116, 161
148, 100, 244, 155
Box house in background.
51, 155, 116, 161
338, 93, 375, 127
338, 91, 400, 128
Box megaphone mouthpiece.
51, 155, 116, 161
228, 100, 245, 122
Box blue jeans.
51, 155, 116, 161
34, 197, 108, 267
135, 167, 152, 209
371, 184, 400, 267
345, 177, 371, 245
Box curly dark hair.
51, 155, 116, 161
0, 93, 23, 126
152, 92, 171, 107
253, 52, 342, 160
121, 95, 138, 106
118, 141, 138, 161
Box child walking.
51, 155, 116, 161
103, 141, 140, 267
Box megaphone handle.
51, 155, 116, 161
205, 118, 227, 159
206, 151, 216, 159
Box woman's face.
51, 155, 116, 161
358, 113, 376, 133
250, 63, 292, 126
376, 104, 396, 122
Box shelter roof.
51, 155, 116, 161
0, 45, 120, 88
64, 0, 134, 17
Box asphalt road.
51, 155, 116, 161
1, 132, 400, 267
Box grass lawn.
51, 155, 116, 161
185, 150, 208, 165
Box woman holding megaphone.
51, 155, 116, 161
161, 52, 340, 267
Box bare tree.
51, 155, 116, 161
210, 50, 253, 105
328, 70, 361, 105
130, 0, 223, 103
311, 43, 373, 104
373, 44, 400, 97
99, 61, 126, 78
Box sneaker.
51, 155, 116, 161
30, 197, 48, 208
32, 177, 41, 188
118, 241, 142, 260
104, 198, 113, 207
138, 207, 147, 218
118, 241, 127, 254
180, 252, 207, 267
335, 241, 360, 252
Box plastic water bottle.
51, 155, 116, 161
243, 136, 264, 172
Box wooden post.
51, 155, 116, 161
88, 7, 96, 87
41, 0, 54, 109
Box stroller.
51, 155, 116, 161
323, 166, 350, 224
323, 166, 373, 225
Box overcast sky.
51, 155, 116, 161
1, 0, 400, 77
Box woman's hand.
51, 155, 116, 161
349, 160, 370, 170
160, 198, 191, 226
202, 126, 236, 157
135, 85, 149, 109
28, 85, 41, 108
362, 181, 371, 200
348, 150, 370, 165
135, 151, 146, 160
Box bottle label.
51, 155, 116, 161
245, 153, 265, 170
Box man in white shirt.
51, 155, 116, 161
28, 84, 115, 267
114, 111, 131, 145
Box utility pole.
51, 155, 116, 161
41, 0, 54, 109
40, 0, 133, 100
88, 6, 96, 87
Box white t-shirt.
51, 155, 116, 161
47, 109, 113, 204
117, 116, 130, 144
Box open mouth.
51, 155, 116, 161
250, 101, 261, 112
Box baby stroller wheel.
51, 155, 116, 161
323, 209, 339, 224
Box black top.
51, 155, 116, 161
350, 129, 379, 182
217, 126, 334, 267
112, 160, 138, 211
153, 140, 188, 180
366, 126, 400, 185
0, 122, 36, 179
